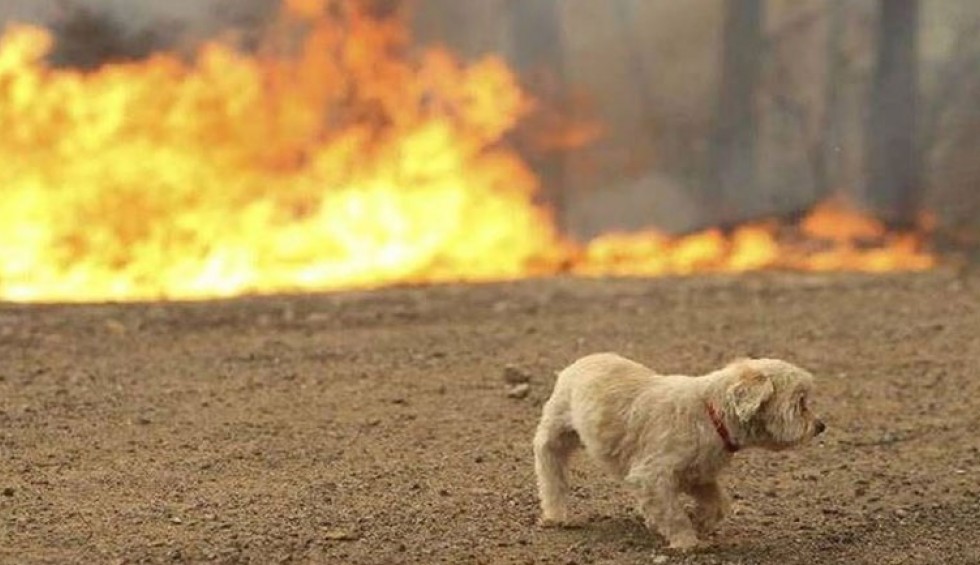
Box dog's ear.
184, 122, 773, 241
727, 366, 774, 422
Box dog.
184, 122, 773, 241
533, 353, 825, 550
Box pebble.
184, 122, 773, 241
104, 319, 127, 335
502, 365, 532, 385
324, 529, 359, 541
506, 383, 531, 399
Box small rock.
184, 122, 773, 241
652, 554, 670, 564
170, 516, 183, 524
104, 319, 127, 335
502, 365, 532, 385
324, 529, 359, 541
506, 383, 531, 399
2, 487, 14, 497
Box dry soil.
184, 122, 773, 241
2, 271, 980, 564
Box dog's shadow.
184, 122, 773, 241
566, 514, 729, 556
571, 514, 662, 549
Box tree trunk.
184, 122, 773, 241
816, 0, 846, 197
867, 0, 920, 227
707, 0, 764, 224
509, 0, 567, 231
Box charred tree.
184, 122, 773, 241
867, 0, 920, 227
707, 0, 764, 224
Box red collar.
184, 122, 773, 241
706, 402, 739, 453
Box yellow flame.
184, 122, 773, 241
0, 11, 568, 302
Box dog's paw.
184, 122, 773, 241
537, 515, 569, 528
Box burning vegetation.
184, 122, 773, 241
0, 0, 935, 303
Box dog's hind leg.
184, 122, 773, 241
533, 415, 580, 526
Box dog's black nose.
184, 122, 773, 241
815, 420, 826, 435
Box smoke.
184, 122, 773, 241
46, 2, 178, 69
6, 1, 980, 238
4, 0, 277, 68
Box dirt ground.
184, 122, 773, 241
2, 271, 980, 564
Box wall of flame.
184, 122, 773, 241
0, 1, 934, 303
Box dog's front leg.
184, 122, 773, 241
689, 481, 730, 535
627, 463, 700, 550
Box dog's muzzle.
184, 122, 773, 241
814, 420, 826, 435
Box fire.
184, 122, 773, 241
577, 199, 934, 277
0, 3, 934, 303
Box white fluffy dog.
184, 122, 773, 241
533, 353, 825, 550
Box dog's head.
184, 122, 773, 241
723, 358, 825, 450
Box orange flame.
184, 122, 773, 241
0, 5, 934, 303
578, 199, 934, 277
